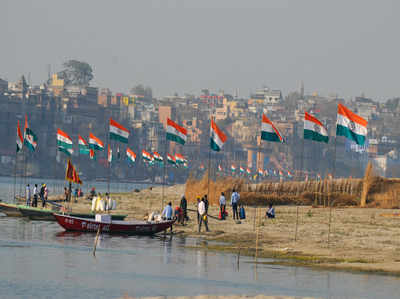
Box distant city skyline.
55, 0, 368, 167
2, 0, 400, 100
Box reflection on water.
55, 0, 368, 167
0, 217, 400, 299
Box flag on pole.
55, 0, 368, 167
258, 169, 264, 176
16, 120, 23, 153
261, 114, 284, 143
264, 169, 269, 176
246, 168, 251, 175
108, 144, 112, 163
153, 152, 163, 162
57, 129, 73, 156
218, 164, 222, 172
78, 135, 90, 155
167, 153, 176, 165
89, 133, 104, 151
210, 119, 227, 152
142, 150, 152, 161
231, 164, 236, 172
24, 115, 38, 152
304, 112, 329, 143
287, 170, 293, 178
279, 170, 284, 177
316, 173, 321, 181
240, 166, 244, 173
109, 118, 129, 143
199, 163, 205, 170
126, 148, 136, 164
166, 118, 187, 145
65, 160, 83, 184
175, 153, 185, 164
336, 103, 368, 146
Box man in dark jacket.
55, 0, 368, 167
180, 195, 188, 225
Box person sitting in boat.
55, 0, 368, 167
266, 203, 275, 219
162, 202, 173, 220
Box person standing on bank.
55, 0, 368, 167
203, 194, 209, 214
198, 197, 209, 232
231, 189, 240, 220
219, 192, 226, 220
25, 184, 31, 206
32, 184, 38, 207
180, 195, 187, 225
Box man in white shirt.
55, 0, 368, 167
32, 184, 38, 207
198, 197, 209, 232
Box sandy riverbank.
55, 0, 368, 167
59, 184, 400, 276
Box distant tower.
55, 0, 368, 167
299, 80, 304, 99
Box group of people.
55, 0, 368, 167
25, 183, 48, 208
161, 188, 276, 233
64, 187, 84, 202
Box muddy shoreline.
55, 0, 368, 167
58, 184, 400, 277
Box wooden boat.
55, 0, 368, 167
54, 213, 175, 235
19, 206, 128, 221
0, 202, 24, 217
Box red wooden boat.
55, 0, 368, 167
54, 214, 175, 235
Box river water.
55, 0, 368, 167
0, 216, 399, 299
0, 176, 148, 202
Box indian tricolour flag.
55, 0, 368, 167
304, 112, 329, 143
287, 171, 293, 178
89, 133, 104, 151
261, 114, 284, 143
78, 136, 90, 155
167, 153, 176, 165
142, 150, 152, 161
231, 164, 236, 172
57, 129, 73, 156
210, 119, 227, 152
16, 120, 23, 153
89, 149, 96, 160
166, 118, 187, 145
246, 168, 251, 175
199, 164, 205, 170
240, 166, 244, 173
258, 169, 264, 176
126, 148, 136, 164
153, 152, 163, 162
109, 118, 129, 143
336, 103, 368, 146
175, 153, 185, 164
218, 165, 222, 172
24, 115, 38, 152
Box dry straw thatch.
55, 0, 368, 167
185, 165, 400, 208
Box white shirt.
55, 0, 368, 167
198, 201, 206, 215
33, 186, 38, 195
219, 195, 226, 205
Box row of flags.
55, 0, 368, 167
16, 103, 368, 179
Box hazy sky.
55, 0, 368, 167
2, 0, 400, 99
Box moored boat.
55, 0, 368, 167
54, 213, 175, 235
19, 206, 128, 221
0, 202, 24, 217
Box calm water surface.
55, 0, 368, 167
0, 217, 399, 299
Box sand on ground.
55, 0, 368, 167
58, 184, 400, 275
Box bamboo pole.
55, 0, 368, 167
93, 226, 102, 256
294, 206, 299, 242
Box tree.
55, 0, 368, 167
60, 60, 93, 86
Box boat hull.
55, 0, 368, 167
0, 203, 23, 217
19, 208, 128, 221
54, 214, 175, 235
